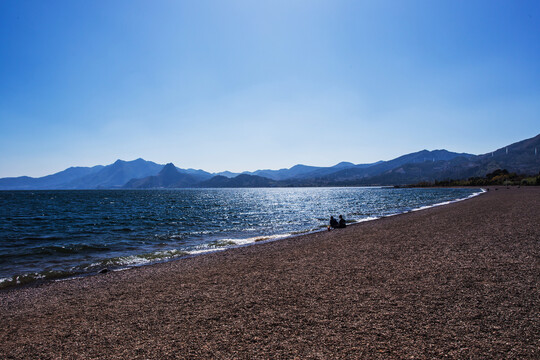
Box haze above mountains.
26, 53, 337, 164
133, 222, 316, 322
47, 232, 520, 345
1, 134, 539, 190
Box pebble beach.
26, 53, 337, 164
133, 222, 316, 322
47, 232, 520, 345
1, 187, 538, 359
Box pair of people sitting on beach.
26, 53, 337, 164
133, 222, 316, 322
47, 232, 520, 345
328, 215, 346, 230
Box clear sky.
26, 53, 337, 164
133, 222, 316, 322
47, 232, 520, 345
1, 0, 539, 177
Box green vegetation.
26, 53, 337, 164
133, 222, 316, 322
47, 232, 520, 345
404, 169, 540, 187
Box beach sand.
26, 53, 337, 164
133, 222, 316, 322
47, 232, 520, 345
1, 187, 538, 359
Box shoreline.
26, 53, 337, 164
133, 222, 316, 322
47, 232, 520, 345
1, 187, 538, 358
0, 187, 485, 290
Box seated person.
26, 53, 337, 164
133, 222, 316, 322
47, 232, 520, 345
338, 215, 346, 228
329, 216, 339, 230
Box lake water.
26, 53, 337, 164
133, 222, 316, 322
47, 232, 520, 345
0, 187, 483, 288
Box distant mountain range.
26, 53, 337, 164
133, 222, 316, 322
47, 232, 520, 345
1, 134, 538, 189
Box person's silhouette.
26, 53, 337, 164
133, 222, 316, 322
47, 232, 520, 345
338, 215, 346, 228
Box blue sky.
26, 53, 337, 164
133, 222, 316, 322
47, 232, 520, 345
1, 0, 539, 177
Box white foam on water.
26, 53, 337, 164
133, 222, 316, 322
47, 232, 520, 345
344, 188, 486, 222
352, 216, 380, 223
88, 256, 148, 268
0, 277, 13, 285
112, 267, 131, 272
183, 233, 297, 256
411, 188, 486, 212
230, 233, 293, 245
188, 248, 226, 255
86, 249, 190, 269
191, 230, 214, 235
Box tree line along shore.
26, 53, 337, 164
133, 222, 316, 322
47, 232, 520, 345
399, 168, 540, 188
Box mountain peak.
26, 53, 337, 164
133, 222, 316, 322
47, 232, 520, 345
290, 164, 312, 170
333, 161, 355, 168
159, 163, 178, 175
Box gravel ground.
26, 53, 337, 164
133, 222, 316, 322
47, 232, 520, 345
1, 187, 539, 359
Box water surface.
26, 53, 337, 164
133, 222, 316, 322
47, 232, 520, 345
0, 187, 482, 287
